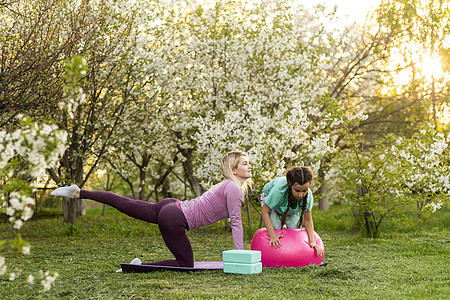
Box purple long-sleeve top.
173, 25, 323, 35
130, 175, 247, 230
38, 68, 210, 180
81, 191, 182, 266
179, 179, 244, 250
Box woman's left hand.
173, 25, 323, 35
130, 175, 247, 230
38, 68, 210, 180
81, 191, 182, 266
310, 243, 324, 257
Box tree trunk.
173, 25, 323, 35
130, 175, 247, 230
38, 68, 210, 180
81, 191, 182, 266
363, 210, 378, 238
75, 157, 86, 217
77, 199, 86, 217
62, 194, 85, 220
246, 196, 251, 233
47, 167, 81, 222
62, 198, 77, 225
318, 166, 329, 210
138, 155, 150, 200
318, 182, 329, 210
180, 148, 204, 197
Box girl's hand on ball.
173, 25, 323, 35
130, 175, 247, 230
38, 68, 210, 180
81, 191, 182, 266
269, 234, 283, 248
310, 243, 323, 256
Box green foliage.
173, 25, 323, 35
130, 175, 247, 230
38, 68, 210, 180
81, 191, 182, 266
9, 234, 29, 253
337, 122, 449, 237
313, 204, 355, 233
64, 56, 88, 87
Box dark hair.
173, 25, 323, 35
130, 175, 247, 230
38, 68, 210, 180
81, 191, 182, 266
281, 166, 314, 228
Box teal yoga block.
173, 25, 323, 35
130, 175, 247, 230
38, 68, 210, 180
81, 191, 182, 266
222, 250, 261, 264
223, 262, 262, 274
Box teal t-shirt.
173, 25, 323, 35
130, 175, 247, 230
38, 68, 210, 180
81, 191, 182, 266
262, 177, 314, 215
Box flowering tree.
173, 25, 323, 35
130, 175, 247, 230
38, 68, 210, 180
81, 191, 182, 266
137, 1, 339, 197
301, 5, 413, 209
0, 116, 66, 290
83, 0, 183, 201
0, 0, 138, 223
305, 0, 449, 212
310, 0, 450, 236
396, 126, 449, 216
90, 1, 335, 203
38, 1, 138, 223
336, 120, 449, 237
0, 0, 75, 115
103, 101, 177, 200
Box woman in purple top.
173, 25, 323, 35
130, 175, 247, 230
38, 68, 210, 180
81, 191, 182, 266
51, 151, 252, 267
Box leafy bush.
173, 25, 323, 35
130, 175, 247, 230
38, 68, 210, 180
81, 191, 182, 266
337, 125, 449, 237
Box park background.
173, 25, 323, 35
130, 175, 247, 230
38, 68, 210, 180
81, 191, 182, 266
0, 0, 449, 298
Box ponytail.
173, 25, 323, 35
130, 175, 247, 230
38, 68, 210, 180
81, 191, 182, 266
297, 194, 308, 228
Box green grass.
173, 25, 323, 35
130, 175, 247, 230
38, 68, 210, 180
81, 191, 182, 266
1, 203, 449, 299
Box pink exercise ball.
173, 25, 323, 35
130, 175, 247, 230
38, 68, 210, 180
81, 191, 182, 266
251, 228, 324, 268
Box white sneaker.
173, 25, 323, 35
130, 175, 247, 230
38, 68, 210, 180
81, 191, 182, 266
116, 257, 142, 272
130, 258, 142, 265
50, 184, 80, 198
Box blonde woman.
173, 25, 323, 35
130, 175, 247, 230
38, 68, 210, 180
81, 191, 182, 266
51, 151, 252, 267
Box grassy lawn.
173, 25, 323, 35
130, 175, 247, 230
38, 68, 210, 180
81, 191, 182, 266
1, 202, 449, 299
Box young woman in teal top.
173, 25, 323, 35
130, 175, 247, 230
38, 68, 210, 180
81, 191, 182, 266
261, 166, 323, 256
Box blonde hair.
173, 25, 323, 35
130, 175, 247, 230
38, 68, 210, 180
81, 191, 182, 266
220, 151, 253, 202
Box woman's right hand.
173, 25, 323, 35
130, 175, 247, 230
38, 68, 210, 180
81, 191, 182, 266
269, 234, 283, 248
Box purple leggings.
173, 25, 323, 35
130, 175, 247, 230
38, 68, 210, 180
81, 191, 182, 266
80, 190, 194, 267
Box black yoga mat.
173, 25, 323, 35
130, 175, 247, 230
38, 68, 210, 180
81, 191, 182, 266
120, 261, 328, 272
120, 261, 224, 272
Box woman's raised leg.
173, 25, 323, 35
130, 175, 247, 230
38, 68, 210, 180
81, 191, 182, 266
80, 190, 159, 223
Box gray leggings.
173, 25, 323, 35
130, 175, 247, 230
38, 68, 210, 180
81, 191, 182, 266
80, 190, 194, 267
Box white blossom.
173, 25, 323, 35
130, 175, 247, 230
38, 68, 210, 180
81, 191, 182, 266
22, 245, 31, 255
14, 219, 24, 230
0, 257, 6, 275
9, 272, 18, 281
6, 207, 15, 216
41, 271, 58, 291
26, 274, 35, 284
21, 207, 34, 221
427, 202, 443, 213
